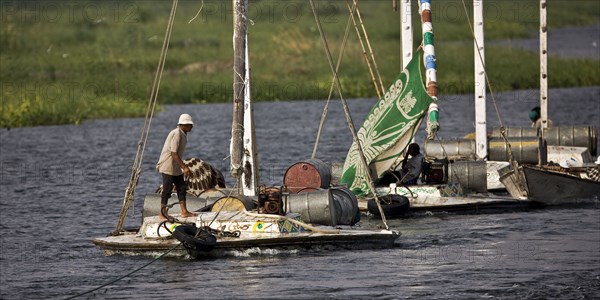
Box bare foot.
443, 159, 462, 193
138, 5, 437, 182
159, 213, 168, 220
181, 211, 198, 218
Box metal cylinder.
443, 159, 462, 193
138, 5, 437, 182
285, 189, 336, 226
544, 126, 597, 156
283, 159, 332, 193
211, 195, 256, 212
447, 160, 488, 193
488, 137, 544, 164
330, 186, 359, 225
491, 126, 597, 156
490, 127, 538, 138
424, 139, 476, 160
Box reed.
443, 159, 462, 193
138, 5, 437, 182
1, 0, 598, 127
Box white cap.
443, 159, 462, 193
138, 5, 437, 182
178, 114, 194, 125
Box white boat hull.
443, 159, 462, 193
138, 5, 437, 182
93, 212, 399, 258
368, 184, 530, 212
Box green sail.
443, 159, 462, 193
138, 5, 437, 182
340, 50, 434, 196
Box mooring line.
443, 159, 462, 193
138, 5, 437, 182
64, 243, 182, 300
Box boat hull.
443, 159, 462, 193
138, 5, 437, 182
522, 165, 600, 205
368, 185, 530, 213
93, 229, 400, 258
93, 211, 399, 259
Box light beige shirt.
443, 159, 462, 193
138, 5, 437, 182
156, 128, 187, 175
532, 118, 554, 129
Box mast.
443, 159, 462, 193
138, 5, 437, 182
540, 0, 549, 132
242, 0, 259, 196
474, 0, 487, 159
400, 0, 413, 69
231, 0, 246, 190
421, 0, 439, 139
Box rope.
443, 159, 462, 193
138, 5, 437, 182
64, 243, 182, 300
351, 0, 386, 95
112, 0, 179, 236
241, 210, 340, 234
308, 0, 388, 230
188, 0, 204, 23
346, 0, 382, 99
311, 0, 357, 159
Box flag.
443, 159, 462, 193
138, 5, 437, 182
341, 50, 434, 196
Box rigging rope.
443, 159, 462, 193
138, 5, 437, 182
311, 0, 385, 159
351, 1, 386, 95
64, 242, 183, 299
112, 0, 179, 236
311, 0, 357, 159
308, 0, 389, 230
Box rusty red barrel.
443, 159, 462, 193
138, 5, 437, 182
283, 159, 331, 193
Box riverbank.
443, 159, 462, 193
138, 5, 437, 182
1, 0, 599, 128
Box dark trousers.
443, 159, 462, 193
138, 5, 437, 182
161, 173, 186, 206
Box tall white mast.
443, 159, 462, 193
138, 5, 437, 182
242, 0, 259, 196
400, 0, 413, 69
540, 0, 549, 132
474, 0, 487, 159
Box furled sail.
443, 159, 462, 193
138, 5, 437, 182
341, 50, 434, 196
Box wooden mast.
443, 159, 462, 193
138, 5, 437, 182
421, 0, 439, 139
540, 0, 549, 133
400, 0, 413, 69
231, 0, 246, 190
242, 0, 259, 196
474, 0, 487, 159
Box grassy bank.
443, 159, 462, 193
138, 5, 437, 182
1, 0, 599, 127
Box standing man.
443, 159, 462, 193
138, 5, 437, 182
156, 114, 197, 219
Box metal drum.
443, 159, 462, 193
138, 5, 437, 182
544, 126, 598, 156
447, 160, 488, 193
424, 139, 476, 160
211, 195, 256, 212
330, 186, 359, 225
491, 126, 597, 156
490, 127, 538, 138
283, 159, 332, 193
285, 189, 336, 226
488, 137, 545, 164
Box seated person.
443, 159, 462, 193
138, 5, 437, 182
398, 143, 423, 185
376, 143, 423, 186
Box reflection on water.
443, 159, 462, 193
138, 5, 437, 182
1, 87, 599, 299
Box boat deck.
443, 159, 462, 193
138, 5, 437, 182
93, 211, 400, 258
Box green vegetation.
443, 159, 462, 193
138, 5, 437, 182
1, 0, 599, 127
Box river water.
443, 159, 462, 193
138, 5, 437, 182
1, 87, 599, 299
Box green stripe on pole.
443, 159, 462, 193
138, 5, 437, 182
429, 109, 439, 123
424, 32, 434, 46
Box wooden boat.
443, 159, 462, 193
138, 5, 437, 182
93, 211, 399, 258
326, 0, 532, 214
94, 0, 399, 259
498, 0, 599, 205
520, 165, 600, 205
